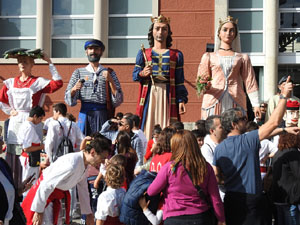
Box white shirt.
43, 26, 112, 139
259, 139, 278, 162
259, 139, 278, 179
31, 151, 92, 214
45, 117, 84, 162
43, 117, 54, 132
133, 129, 148, 154
201, 135, 217, 165
95, 187, 126, 220
17, 120, 41, 148
0, 170, 15, 221
201, 134, 225, 201
143, 208, 163, 225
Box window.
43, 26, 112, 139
108, 0, 152, 57
0, 0, 36, 55
52, 0, 94, 58
229, 0, 263, 53
279, 0, 300, 53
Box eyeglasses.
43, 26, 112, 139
238, 116, 248, 122
118, 122, 124, 126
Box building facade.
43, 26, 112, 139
0, 0, 298, 122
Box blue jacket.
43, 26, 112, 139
119, 170, 160, 225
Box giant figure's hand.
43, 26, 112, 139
140, 65, 152, 77
179, 102, 186, 115
32, 212, 43, 225
102, 70, 114, 83
71, 80, 84, 92
253, 106, 261, 120
42, 53, 52, 64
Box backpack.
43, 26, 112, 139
52, 121, 73, 162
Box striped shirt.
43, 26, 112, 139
65, 64, 123, 107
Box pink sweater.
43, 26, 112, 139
147, 161, 225, 222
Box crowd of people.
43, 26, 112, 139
0, 14, 300, 225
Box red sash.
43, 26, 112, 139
136, 48, 180, 126
21, 173, 71, 225
21, 143, 40, 166
104, 216, 124, 225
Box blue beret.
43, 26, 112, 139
84, 39, 105, 51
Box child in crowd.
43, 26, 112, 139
144, 124, 162, 163
18, 106, 45, 196
191, 128, 206, 148
95, 163, 126, 225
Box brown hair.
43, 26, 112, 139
170, 130, 207, 185
152, 126, 176, 155
116, 131, 137, 156
109, 154, 127, 168
148, 23, 173, 48
278, 133, 300, 150
105, 163, 125, 189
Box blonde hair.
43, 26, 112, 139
105, 163, 125, 189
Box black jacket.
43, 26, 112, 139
271, 147, 300, 205
0, 158, 26, 225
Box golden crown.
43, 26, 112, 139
219, 16, 238, 27
151, 15, 170, 24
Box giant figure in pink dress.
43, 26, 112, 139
197, 16, 261, 119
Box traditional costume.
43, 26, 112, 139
197, 16, 259, 119
28, 152, 92, 223
17, 120, 41, 190
133, 16, 188, 140
0, 48, 63, 190
65, 40, 123, 136
21, 173, 71, 225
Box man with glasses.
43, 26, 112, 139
212, 76, 300, 225
65, 39, 123, 136
101, 116, 144, 166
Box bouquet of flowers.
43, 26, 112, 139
196, 73, 212, 97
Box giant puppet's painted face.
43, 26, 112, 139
284, 109, 299, 127
284, 100, 300, 127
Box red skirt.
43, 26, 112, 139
104, 216, 124, 225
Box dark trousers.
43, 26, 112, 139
164, 210, 214, 225
85, 109, 107, 136
224, 191, 269, 225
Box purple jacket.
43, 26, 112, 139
147, 161, 225, 222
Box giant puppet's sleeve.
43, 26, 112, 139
132, 50, 146, 82
241, 54, 260, 107
197, 52, 211, 80
175, 51, 188, 103
0, 83, 13, 115
39, 64, 63, 94
109, 70, 124, 107
65, 69, 80, 106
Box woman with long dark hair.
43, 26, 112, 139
115, 131, 137, 187
147, 130, 225, 225
149, 126, 176, 172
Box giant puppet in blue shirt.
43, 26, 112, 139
132, 15, 188, 140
